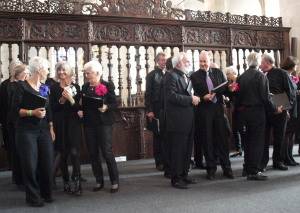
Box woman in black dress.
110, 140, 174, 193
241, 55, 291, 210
50, 61, 82, 195
79, 60, 119, 193
13, 56, 55, 207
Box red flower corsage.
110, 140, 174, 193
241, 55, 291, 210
229, 82, 240, 92
291, 75, 299, 84
95, 83, 108, 96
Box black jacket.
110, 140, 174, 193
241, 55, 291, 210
165, 68, 193, 133
235, 67, 276, 113
81, 81, 117, 126
190, 68, 227, 105
145, 67, 164, 114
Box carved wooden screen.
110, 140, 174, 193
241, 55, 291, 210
0, 0, 291, 165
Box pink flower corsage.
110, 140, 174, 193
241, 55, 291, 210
95, 83, 108, 96
230, 82, 240, 92
291, 75, 299, 84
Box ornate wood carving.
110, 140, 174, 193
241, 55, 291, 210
93, 23, 134, 43
25, 20, 88, 42
257, 31, 283, 49
0, 19, 22, 41
232, 30, 257, 48
0, 0, 282, 27
183, 27, 229, 46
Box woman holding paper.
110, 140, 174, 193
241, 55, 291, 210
13, 56, 55, 207
79, 60, 119, 193
50, 61, 82, 195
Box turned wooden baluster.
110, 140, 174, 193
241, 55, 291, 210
107, 45, 113, 83
0, 43, 2, 81
65, 47, 68, 61
171, 47, 174, 57
36, 46, 41, 56
219, 50, 223, 69
242, 49, 247, 72
74, 47, 79, 84
135, 46, 142, 106
236, 49, 241, 76
192, 49, 195, 72
8, 43, 13, 65
145, 46, 150, 75
55, 46, 59, 62
274, 50, 279, 67
212, 50, 216, 63
45, 46, 50, 60
126, 46, 132, 106
98, 45, 102, 64
117, 45, 123, 105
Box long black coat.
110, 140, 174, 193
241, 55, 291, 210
165, 68, 194, 134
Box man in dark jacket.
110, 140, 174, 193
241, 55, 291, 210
145, 52, 166, 170
235, 52, 282, 180
165, 52, 200, 189
191, 50, 233, 180
260, 54, 295, 171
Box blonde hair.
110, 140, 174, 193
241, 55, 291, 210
55, 61, 74, 80
13, 64, 28, 80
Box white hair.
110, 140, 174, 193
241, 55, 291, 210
28, 56, 49, 75
172, 52, 186, 68
55, 61, 73, 80
261, 54, 275, 65
247, 52, 259, 67
225, 66, 237, 75
83, 60, 103, 75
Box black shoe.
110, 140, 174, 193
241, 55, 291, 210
206, 170, 216, 180
171, 180, 188, 189
93, 183, 104, 192
230, 150, 242, 158
63, 182, 72, 194
156, 164, 164, 171
164, 172, 171, 179
273, 162, 288, 171
43, 197, 54, 203
71, 177, 82, 196
26, 200, 44, 207
223, 169, 234, 179
110, 184, 119, 193
183, 177, 197, 184
247, 172, 268, 181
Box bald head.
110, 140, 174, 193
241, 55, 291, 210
199, 50, 211, 71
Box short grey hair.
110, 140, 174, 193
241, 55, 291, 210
155, 52, 166, 63
83, 60, 103, 76
55, 61, 73, 80
247, 52, 260, 67
172, 52, 186, 68
261, 54, 275, 65
224, 66, 237, 75
28, 56, 49, 75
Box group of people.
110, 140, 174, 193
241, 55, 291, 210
0, 57, 119, 207
145, 50, 300, 189
0, 50, 300, 205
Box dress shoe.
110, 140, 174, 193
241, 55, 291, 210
171, 180, 188, 189
93, 183, 104, 192
26, 200, 44, 207
284, 160, 298, 166
273, 162, 288, 171
223, 169, 234, 179
110, 184, 119, 193
156, 164, 164, 171
164, 172, 171, 179
206, 170, 216, 180
247, 172, 268, 181
230, 150, 243, 158
183, 177, 197, 184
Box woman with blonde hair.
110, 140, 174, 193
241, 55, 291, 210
50, 61, 82, 195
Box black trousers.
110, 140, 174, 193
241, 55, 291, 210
16, 128, 53, 203
197, 104, 231, 172
7, 123, 23, 185
56, 117, 82, 182
194, 115, 204, 167
239, 107, 266, 175
282, 117, 298, 163
232, 110, 246, 151
261, 111, 288, 167
168, 129, 194, 182
84, 125, 119, 185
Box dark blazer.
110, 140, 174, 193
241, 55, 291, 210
190, 68, 227, 105
165, 68, 194, 133
81, 80, 117, 126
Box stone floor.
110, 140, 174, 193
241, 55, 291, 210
1, 150, 300, 213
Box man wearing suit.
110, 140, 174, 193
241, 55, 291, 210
235, 52, 282, 180
165, 52, 200, 189
260, 54, 295, 171
190, 50, 233, 180
145, 52, 166, 171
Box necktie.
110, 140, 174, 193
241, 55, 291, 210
206, 71, 217, 103
183, 74, 188, 84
